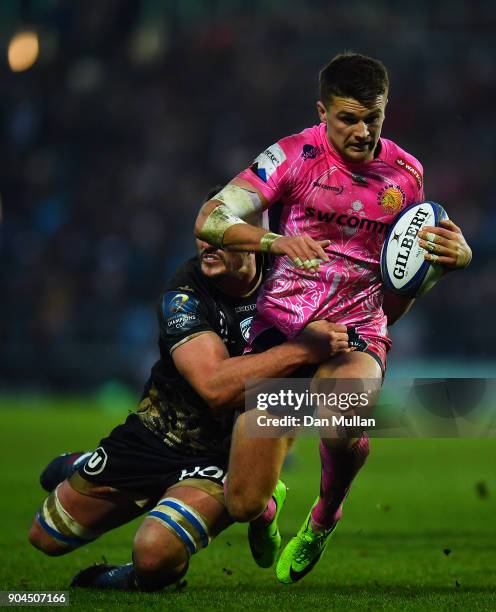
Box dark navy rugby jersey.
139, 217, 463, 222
137, 255, 264, 456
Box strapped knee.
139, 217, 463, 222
36, 484, 102, 550
147, 497, 211, 558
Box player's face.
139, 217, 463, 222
196, 239, 254, 279
317, 94, 387, 163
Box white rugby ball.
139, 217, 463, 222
380, 201, 448, 297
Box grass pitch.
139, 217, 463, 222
1, 397, 495, 611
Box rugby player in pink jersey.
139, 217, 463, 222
195, 52, 471, 583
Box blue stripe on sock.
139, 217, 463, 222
36, 512, 85, 547
148, 511, 196, 554
158, 500, 208, 548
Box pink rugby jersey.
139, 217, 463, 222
237, 122, 424, 349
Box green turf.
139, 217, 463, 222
1, 399, 495, 611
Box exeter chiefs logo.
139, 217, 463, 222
377, 185, 405, 213
240, 316, 253, 342
301, 144, 324, 160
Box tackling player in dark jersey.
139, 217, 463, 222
28, 229, 347, 592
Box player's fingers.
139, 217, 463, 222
285, 236, 329, 273
331, 340, 350, 353
418, 237, 450, 254
425, 248, 471, 269
294, 240, 320, 262
331, 332, 349, 343
301, 258, 321, 274
330, 338, 349, 350
290, 235, 328, 258
418, 226, 458, 242
425, 242, 457, 255
317, 240, 331, 262
424, 253, 455, 265
418, 234, 449, 247
299, 243, 326, 273
290, 253, 320, 274
302, 258, 322, 270
418, 238, 434, 252
303, 236, 330, 263
439, 218, 461, 233
284, 243, 311, 264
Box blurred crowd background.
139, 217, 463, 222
1, 0, 494, 392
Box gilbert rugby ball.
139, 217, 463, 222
380, 201, 448, 297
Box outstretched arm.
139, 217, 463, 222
195, 179, 270, 252
172, 321, 349, 414
195, 179, 330, 274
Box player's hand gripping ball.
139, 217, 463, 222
418, 217, 472, 271
380, 201, 470, 297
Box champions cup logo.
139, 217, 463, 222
170, 294, 191, 314
163, 291, 200, 328
378, 185, 405, 213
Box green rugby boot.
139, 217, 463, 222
248, 480, 287, 568
276, 498, 337, 584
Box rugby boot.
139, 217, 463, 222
71, 563, 135, 590
248, 479, 287, 568
276, 497, 337, 584
40, 451, 91, 492
71, 562, 188, 591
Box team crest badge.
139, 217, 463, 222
240, 316, 253, 342
377, 185, 405, 213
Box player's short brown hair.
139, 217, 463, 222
319, 52, 389, 107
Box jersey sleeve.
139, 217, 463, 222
417, 163, 425, 201
392, 147, 425, 202
158, 289, 216, 354
411, 158, 425, 201
236, 137, 296, 205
